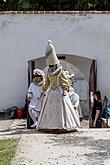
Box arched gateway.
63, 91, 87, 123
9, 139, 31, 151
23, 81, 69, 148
28, 54, 97, 128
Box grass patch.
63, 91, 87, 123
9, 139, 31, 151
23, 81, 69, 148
0, 138, 19, 165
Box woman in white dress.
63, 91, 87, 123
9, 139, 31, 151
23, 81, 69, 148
37, 40, 80, 132
28, 69, 45, 128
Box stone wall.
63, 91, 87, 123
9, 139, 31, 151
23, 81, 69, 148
0, 12, 110, 109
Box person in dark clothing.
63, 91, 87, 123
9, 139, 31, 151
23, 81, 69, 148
91, 90, 102, 128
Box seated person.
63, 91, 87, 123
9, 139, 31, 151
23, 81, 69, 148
65, 71, 83, 122
69, 86, 83, 122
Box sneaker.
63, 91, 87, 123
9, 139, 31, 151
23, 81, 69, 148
34, 121, 38, 126
30, 121, 38, 128
30, 123, 36, 128
80, 117, 83, 122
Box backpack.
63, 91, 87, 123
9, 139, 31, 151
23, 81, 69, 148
102, 96, 110, 118
102, 104, 110, 118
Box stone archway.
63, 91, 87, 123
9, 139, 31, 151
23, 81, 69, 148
28, 54, 96, 126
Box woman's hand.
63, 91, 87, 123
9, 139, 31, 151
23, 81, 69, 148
63, 90, 67, 96
27, 97, 31, 102
40, 92, 45, 98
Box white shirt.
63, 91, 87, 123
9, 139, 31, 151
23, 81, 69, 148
28, 82, 43, 111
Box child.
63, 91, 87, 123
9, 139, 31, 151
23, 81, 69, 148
28, 69, 45, 128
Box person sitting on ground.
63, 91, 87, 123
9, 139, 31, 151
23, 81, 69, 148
27, 69, 45, 128
69, 87, 83, 122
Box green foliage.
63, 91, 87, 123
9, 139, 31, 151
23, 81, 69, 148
0, 0, 110, 11
95, 0, 106, 10
17, 0, 41, 11
17, 1, 32, 10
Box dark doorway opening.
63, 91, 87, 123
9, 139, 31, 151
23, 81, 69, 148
27, 54, 97, 128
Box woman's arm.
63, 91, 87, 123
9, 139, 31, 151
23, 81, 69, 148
60, 70, 69, 95
42, 75, 50, 91
93, 110, 100, 127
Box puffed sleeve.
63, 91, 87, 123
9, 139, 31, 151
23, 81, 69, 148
42, 75, 50, 91
59, 70, 69, 91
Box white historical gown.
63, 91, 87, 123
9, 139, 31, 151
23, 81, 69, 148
37, 69, 80, 131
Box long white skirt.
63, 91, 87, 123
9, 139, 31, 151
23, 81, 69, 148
37, 87, 80, 131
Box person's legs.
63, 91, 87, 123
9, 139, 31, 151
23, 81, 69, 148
28, 108, 36, 123
78, 106, 83, 122
96, 119, 102, 128
28, 108, 40, 127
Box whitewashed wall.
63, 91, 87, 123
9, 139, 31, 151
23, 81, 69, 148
0, 14, 110, 109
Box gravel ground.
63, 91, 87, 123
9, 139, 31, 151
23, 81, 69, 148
11, 128, 110, 165
1, 118, 110, 165
0, 119, 13, 132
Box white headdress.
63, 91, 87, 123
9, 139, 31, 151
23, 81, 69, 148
33, 69, 45, 77
45, 40, 60, 65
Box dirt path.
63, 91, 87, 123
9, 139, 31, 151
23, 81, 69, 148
12, 129, 110, 165
0, 119, 110, 165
